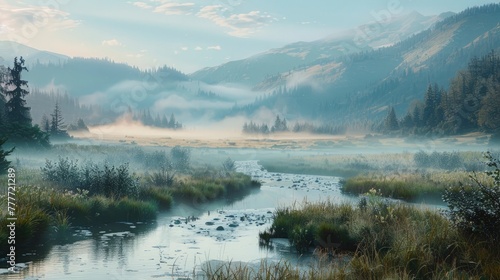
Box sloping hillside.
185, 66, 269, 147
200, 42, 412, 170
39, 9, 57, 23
245, 4, 500, 121
190, 11, 449, 86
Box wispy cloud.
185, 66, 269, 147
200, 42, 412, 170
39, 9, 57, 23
154, 2, 195, 15
207, 45, 221, 50
102, 39, 123, 46
133, 2, 152, 9
132, 0, 195, 15
153, 94, 234, 110
0, 3, 80, 38
197, 5, 274, 37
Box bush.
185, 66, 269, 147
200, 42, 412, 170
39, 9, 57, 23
42, 158, 139, 199
171, 146, 190, 171
222, 157, 236, 173
140, 187, 173, 209
443, 152, 500, 242
41, 157, 80, 188
414, 150, 463, 170
144, 150, 172, 170
149, 167, 175, 187
290, 224, 316, 254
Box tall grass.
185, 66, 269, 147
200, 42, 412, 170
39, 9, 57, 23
342, 171, 492, 202
0, 163, 259, 254
167, 172, 260, 204
0, 172, 160, 254
202, 259, 346, 280
255, 198, 500, 279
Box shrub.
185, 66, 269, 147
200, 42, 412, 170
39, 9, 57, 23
41, 157, 80, 188
222, 157, 236, 173
443, 152, 500, 242
149, 167, 175, 187
42, 158, 139, 199
171, 146, 190, 171
290, 224, 316, 254
414, 150, 464, 170
140, 187, 173, 209
144, 150, 172, 170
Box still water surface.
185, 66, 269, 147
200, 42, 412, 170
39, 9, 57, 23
2, 161, 373, 279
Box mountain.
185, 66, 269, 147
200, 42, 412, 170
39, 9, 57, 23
237, 4, 500, 122
190, 11, 453, 86
21, 57, 189, 97
0, 41, 69, 66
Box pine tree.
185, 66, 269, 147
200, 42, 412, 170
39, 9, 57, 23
0, 137, 14, 174
161, 114, 168, 128
76, 118, 88, 131
383, 107, 399, 132
40, 114, 50, 133
1, 57, 50, 147
422, 85, 436, 127
271, 115, 288, 132
4, 57, 31, 126
272, 115, 282, 132
168, 113, 176, 129
412, 106, 423, 128
0, 106, 5, 139
50, 102, 69, 138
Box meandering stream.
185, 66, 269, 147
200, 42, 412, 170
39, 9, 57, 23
2, 160, 382, 279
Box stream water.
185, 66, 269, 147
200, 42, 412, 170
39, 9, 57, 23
1, 160, 417, 279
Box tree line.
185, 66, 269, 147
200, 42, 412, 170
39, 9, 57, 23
242, 115, 289, 134
132, 109, 182, 130
242, 115, 368, 135
381, 51, 500, 136
0, 57, 184, 173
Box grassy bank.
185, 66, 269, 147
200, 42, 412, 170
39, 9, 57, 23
261, 151, 495, 204
0, 165, 259, 254
253, 198, 499, 279
341, 171, 492, 202
259, 152, 416, 178
0, 172, 160, 252
168, 172, 261, 204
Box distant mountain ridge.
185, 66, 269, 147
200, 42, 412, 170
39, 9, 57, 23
236, 4, 500, 122
1, 4, 498, 126
0, 41, 69, 66
190, 11, 454, 86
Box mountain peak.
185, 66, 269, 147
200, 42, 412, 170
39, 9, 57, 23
0, 41, 69, 66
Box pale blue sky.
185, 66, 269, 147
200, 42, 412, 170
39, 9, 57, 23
1, 0, 497, 73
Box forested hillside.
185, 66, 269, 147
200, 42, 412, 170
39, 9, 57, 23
380, 51, 500, 136
237, 4, 500, 123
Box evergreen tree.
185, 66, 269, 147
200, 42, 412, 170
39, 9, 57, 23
76, 118, 89, 131
0, 137, 14, 174
4, 57, 31, 126
412, 105, 423, 128
423, 85, 436, 126
383, 107, 399, 132
478, 83, 500, 130
40, 114, 50, 133
67, 118, 89, 131
1, 57, 50, 147
50, 102, 69, 138
400, 113, 414, 129
271, 115, 288, 132
161, 114, 168, 128
260, 124, 270, 134
0, 107, 5, 139
168, 113, 176, 129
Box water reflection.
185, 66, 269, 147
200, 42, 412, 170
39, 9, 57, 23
4, 160, 351, 279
